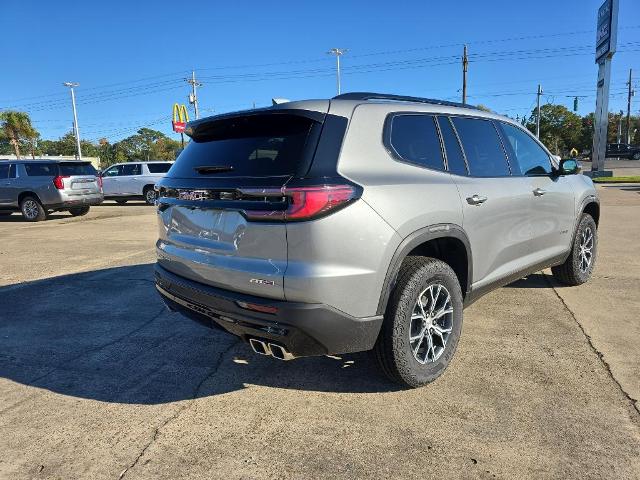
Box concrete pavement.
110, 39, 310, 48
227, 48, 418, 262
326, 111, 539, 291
0, 194, 638, 479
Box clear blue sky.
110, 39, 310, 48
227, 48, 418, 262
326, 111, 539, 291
2, 0, 639, 142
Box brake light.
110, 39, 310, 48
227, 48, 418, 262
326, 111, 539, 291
243, 184, 358, 222
53, 175, 69, 189
96, 175, 103, 189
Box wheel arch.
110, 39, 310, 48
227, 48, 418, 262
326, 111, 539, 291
18, 191, 43, 205
142, 183, 155, 194
582, 200, 600, 227
377, 224, 472, 315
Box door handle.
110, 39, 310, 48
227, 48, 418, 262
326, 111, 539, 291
466, 194, 487, 205
533, 188, 546, 196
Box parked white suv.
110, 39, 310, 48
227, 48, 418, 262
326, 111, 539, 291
100, 161, 173, 205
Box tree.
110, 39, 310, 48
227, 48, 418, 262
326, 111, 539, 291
526, 104, 582, 155
0, 111, 39, 158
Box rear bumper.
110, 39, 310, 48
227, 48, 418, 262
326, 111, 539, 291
46, 194, 103, 209
154, 264, 383, 357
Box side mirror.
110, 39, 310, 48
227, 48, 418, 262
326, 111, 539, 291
559, 158, 580, 175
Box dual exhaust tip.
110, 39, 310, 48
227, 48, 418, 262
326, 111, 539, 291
249, 338, 295, 361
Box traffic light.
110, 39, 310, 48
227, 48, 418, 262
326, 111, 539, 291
573, 97, 579, 112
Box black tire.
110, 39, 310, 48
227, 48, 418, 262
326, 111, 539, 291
115, 199, 128, 205
143, 186, 156, 205
632, 152, 640, 160
551, 214, 597, 286
374, 256, 464, 388
20, 196, 47, 222
69, 206, 90, 217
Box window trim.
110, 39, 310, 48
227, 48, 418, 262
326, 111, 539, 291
382, 112, 447, 173
436, 116, 470, 176
496, 120, 554, 177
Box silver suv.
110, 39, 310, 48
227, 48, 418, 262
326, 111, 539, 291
0, 160, 103, 221
153, 93, 599, 387
100, 161, 173, 205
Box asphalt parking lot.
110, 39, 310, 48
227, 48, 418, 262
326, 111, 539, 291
1, 189, 639, 479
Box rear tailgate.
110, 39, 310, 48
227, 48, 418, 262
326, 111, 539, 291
155, 107, 328, 300
59, 162, 101, 195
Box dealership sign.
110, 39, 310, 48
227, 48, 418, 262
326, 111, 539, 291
172, 103, 190, 133
595, 0, 617, 63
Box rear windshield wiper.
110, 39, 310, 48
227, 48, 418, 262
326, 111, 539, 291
194, 165, 234, 174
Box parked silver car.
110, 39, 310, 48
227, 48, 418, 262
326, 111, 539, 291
153, 92, 600, 387
100, 161, 173, 205
0, 160, 103, 221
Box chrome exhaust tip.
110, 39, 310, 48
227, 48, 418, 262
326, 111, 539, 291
249, 338, 270, 356
268, 343, 295, 361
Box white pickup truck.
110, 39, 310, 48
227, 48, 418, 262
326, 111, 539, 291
100, 161, 173, 205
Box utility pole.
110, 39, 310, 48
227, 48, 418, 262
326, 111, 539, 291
186, 70, 202, 120
626, 68, 633, 144
536, 84, 543, 138
63, 82, 82, 160
327, 48, 347, 95
462, 45, 468, 105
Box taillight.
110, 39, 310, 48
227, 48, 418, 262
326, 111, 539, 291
96, 176, 103, 189
243, 184, 358, 222
53, 175, 69, 189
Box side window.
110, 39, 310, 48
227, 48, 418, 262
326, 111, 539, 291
0, 164, 8, 179
388, 114, 445, 171
500, 123, 552, 176
146, 163, 172, 174
121, 163, 141, 176
451, 117, 510, 177
437, 116, 467, 176
9, 164, 16, 178
103, 166, 120, 177
24, 163, 57, 176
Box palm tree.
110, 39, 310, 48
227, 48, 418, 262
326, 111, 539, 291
0, 111, 38, 159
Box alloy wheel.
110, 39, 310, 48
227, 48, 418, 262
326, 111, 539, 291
23, 200, 39, 220
409, 283, 454, 364
578, 226, 594, 273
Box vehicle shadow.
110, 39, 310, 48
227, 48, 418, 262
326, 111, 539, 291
0, 264, 399, 405
0, 213, 71, 222
504, 273, 549, 289
95, 201, 151, 206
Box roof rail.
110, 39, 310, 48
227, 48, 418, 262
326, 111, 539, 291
332, 92, 478, 110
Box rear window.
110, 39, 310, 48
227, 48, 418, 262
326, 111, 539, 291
387, 114, 445, 171
169, 114, 319, 178
24, 163, 57, 176
147, 163, 172, 173
59, 162, 97, 176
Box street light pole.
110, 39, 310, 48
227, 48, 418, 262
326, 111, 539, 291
536, 84, 543, 138
63, 82, 82, 160
327, 48, 347, 95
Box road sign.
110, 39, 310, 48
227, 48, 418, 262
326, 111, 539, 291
172, 103, 189, 133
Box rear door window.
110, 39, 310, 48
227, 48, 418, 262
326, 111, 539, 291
387, 114, 445, 171
147, 163, 172, 173
24, 163, 57, 176
451, 117, 510, 177
9, 164, 16, 178
121, 163, 141, 176
499, 122, 552, 176
0, 164, 8, 179
437, 116, 467, 176
169, 114, 320, 178
59, 162, 97, 176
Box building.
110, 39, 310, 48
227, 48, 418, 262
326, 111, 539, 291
0, 155, 101, 170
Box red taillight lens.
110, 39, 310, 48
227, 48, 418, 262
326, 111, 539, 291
96, 175, 103, 189
243, 184, 358, 222
53, 175, 69, 189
